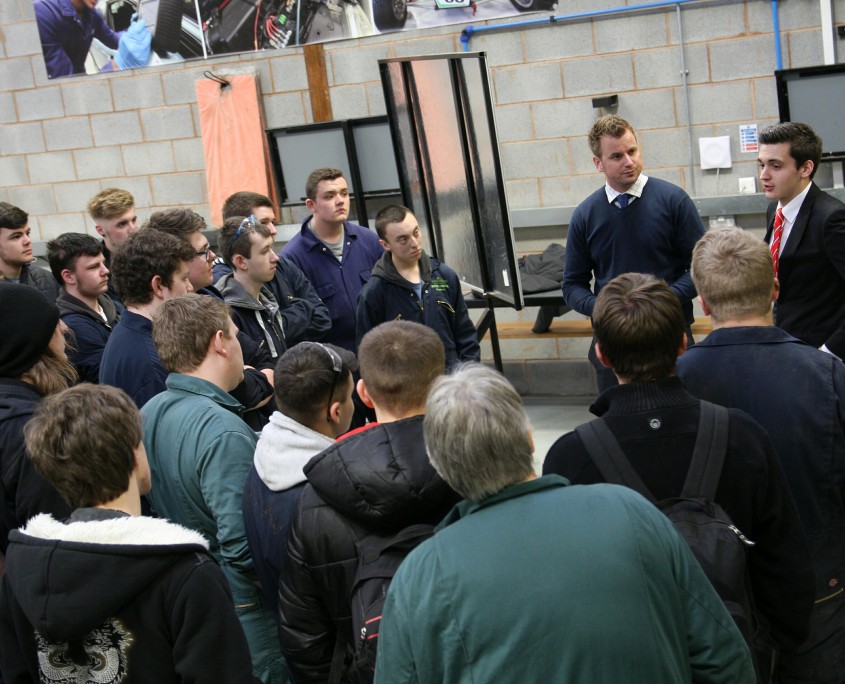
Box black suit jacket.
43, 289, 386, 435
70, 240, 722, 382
765, 183, 845, 356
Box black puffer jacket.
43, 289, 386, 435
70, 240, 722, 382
278, 415, 461, 683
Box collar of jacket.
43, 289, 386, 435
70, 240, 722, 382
437, 475, 569, 531
590, 376, 696, 417
19, 512, 209, 548
299, 217, 356, 252
373, 250, 433, 289
57, 290, 118, 325
215, 272, 277, 312
691, 325, 801, 349
163, 373, 244, 415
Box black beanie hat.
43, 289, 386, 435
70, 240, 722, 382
0, 283, 60, 378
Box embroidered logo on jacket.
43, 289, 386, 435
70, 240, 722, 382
430, 277, 450, 293
35, 618, 134, 684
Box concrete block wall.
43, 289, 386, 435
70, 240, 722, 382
1, 0, 843, 389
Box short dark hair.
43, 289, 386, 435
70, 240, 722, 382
222, 192, 273, 220
305, 168, 344, 201
24, 384, 142, 509
588, 115, 636, 157
217, 215, 271, 266
758, 122, 822, 180
274, 342, 358, 425
111, 229, 195, 306
358, 320, 445, 415
0, 202, 28, 230
145, 208, 207, 242
592, 273, 685, 382
374, 205, 411, 241
46, 233, 104, 285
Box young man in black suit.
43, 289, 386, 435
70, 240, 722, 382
759, 122, 845, 357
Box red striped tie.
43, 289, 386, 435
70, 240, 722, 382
771, 208, 785, 278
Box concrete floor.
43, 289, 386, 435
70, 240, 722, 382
523, 395, 595, 474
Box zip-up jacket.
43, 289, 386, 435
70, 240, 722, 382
57, 290, 119, 383
282, 219, 383, 351
0, 511, 257, 682
356, 251, 480, 369
212, 257, 331, 347
0, 379, 72, 554
216, 273, 287, 360
19, 263, 59, 303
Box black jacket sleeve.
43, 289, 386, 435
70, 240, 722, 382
273, 258, 332, 346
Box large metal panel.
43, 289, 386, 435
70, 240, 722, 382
379, 52, 522, 309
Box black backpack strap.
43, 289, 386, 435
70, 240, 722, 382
328, 634, 348, 684
575, 420, 658, 505
681, 401, 730, 500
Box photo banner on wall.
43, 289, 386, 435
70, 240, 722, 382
33, 0, 555, 80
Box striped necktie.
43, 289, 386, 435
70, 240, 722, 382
617, 193, 630, 208
770, 208, 785, 278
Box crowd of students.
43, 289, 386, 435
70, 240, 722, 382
0, 118, 843, 683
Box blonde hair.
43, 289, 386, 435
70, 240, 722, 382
87, 188, 134, 221
691, 228, 774, 322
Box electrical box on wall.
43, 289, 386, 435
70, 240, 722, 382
699, 136, 732, 170
738, 177, 756, 194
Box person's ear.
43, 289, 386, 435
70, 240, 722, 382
592, 156, 603, 172
151, 274, 165, 299
356, 378, 375, 409
379, 239, 390, 252
772, 277, 780, 302
211, 329, 227, 357
594, 342, 613, 369
328, 400, 342, 424
677, 332, 688, 358
305, 198, 316, 212
232, 252, 248, 271
799, 159, 814, 179
60, 268, 75, 287
698, 294, 712, 317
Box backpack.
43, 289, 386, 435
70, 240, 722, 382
574, 401, 758, 642
330, 523, 434, 684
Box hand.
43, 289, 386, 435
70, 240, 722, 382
115, 14, 152, 70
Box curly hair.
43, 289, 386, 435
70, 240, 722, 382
111, 229, 195, 306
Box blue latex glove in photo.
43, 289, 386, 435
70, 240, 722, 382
115, 13, 152, 70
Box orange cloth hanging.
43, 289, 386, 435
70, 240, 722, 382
196, 72, 279, 226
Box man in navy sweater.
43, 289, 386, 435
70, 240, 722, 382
99, 230, 195, 407
563, 115, 705, 392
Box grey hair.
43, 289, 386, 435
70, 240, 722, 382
424, 364, 533, 502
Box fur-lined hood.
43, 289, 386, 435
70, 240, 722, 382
5, 513, 211, 643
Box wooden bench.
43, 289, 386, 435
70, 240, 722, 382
491, 318, 714, 340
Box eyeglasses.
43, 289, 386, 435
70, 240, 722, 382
302, 342, 343, 422
228, 215, 256, 253
195, 244, 214, 261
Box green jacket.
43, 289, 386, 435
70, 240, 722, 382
375, 476, 754, 684
141, 374, 256, 597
